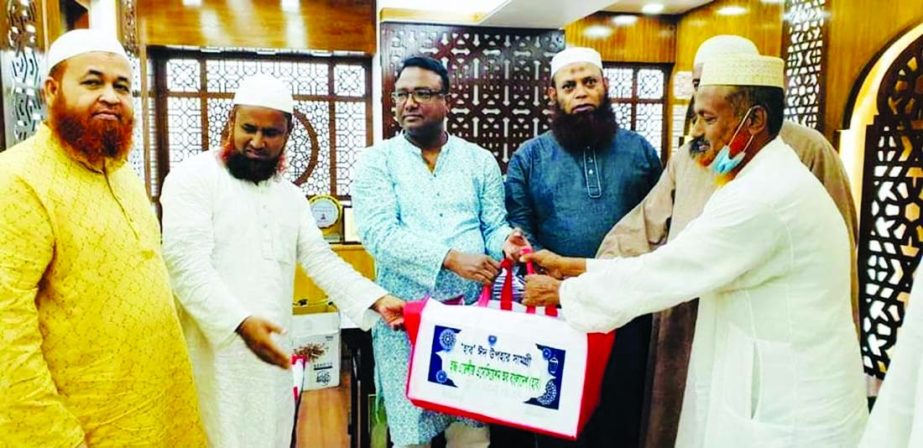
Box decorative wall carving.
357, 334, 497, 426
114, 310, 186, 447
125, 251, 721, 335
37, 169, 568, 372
858, 33, 923, 378
119, 0, 138, 55
380, 23, 564, 171
2, 0, 43, 147
782, 0, 828, 131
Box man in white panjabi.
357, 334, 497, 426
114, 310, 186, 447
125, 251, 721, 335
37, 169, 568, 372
860, 271, 923, 447
595, 35, 861, 448
160, 74, 404, 448
521, 54, 868, 447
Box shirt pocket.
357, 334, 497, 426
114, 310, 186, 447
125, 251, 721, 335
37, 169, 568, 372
269, 220, 298, 265
722, 323, 756, 419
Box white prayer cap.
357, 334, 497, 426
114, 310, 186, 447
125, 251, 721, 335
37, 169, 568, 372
693, 35, 759, 67
550, 47, 603, 78
232, 74, 294, 114
46, 29, 129, 75
699, 54, 785, 89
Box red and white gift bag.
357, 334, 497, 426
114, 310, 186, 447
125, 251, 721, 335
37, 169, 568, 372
403, 258, 615, 440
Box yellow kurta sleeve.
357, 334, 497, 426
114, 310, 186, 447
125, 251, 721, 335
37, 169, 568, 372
0, 174, 85, 447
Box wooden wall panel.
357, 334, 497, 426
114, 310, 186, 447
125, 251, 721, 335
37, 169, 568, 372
825, 0, 923, 143
135, 0, 375, 54
565, 13, 676, 63
38, 0, 64, 50
675, 0, 783, 73
380, 7, 487, 26
293, 245, 375, 304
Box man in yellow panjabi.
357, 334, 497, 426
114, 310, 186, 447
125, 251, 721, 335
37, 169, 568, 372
0, 29, 205, 447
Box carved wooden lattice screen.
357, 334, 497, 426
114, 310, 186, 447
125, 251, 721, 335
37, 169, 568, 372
782, 0, 829, 131
380, 23, 564, 172
857, 34, 923, 378
2, 0, 43, 148
126, 56, 156, 192
602, 63, 671, 161
150, 49, 372, 203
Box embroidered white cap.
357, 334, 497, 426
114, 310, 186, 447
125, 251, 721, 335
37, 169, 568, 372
233, 74, 294, 114
693, 35, 759, 67
699, 54, 785, 89
46, 29, 129, 75
550, 47, 603, 78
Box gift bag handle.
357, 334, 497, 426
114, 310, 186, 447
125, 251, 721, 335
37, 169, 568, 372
521, 248, 559, 317
475, 259, 516, 309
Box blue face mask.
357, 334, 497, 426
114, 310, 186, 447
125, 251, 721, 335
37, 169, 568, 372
709, 145, 746, 175
708, 107, 756, 176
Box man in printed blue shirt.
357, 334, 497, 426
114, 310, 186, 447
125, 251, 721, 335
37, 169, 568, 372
352, 56, 528, 448
504, 47, 662, 448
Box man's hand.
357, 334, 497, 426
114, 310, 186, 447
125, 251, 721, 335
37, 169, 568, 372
372, 295, 405, 330
523, 274, 562, 307
503, 228, 532, 262
443, 250, 500, 285
236, 316, 291, 370
521, 249, 562, 279
522, 249, 587, 280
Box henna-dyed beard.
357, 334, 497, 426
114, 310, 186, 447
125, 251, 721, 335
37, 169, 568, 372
49, 94, 134, 166
549, 93, 619, 153
219, 140, 285, 184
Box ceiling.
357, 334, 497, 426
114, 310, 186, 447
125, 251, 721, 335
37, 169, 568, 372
479, 0, 620, 28
602, 0, 714, 15
380, 0, 716, 29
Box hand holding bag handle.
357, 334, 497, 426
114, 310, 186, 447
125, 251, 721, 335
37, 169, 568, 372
475, 259, 515, 309
474, 250, 559, 317
520, 247, 558, 317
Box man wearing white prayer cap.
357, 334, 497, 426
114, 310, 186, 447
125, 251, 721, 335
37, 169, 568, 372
160, 73, 405, 447
691, 34, 759, 88
0, 29, 207, 446
503, 46, 661, 448
524, 53, 868, 447
593, 36, 858, 447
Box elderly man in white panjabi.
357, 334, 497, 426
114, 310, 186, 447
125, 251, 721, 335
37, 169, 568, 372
161, 74, 403, 448
522, 54, 867, 447
860, 272, 923, 447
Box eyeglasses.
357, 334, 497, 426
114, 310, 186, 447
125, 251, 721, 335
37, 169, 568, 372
391, 89, 446, 104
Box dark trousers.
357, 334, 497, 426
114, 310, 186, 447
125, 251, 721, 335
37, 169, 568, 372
503, 314, 651, 448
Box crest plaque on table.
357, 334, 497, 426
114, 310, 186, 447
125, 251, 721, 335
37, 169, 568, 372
309, 195, 343, 242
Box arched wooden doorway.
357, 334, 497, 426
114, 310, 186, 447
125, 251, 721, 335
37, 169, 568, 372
851, 26, 923, 378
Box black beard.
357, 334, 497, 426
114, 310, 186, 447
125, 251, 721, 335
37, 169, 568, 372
550, 96, 619, 153
225, 149, 281, 183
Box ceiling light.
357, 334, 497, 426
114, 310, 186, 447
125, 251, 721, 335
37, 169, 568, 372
717, 6, 748, 15
641, 3, 665, 14
611, 15, 638, 26
761, 0, 783, 3
583, 25, 614, 39
281, 0, 298, 12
